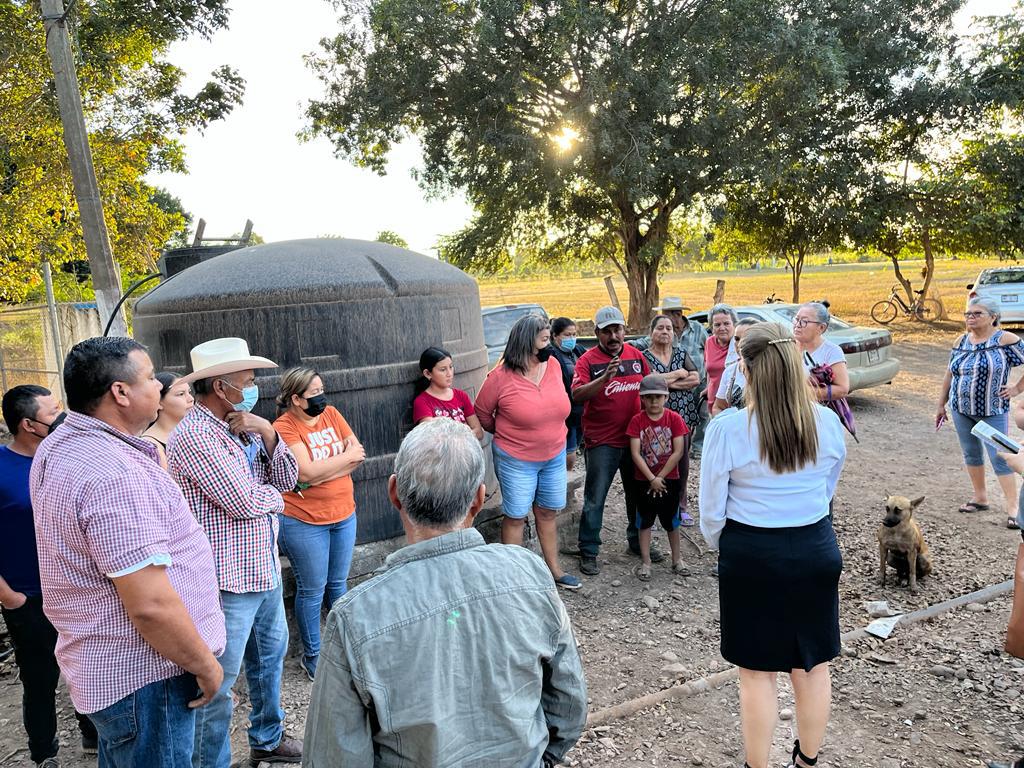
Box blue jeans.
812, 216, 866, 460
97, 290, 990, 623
90, 673, 198, 768
951, 409, 1013, 475
193, 584, 288, 768
577, 444, 640, 557
277, 513, 357, 675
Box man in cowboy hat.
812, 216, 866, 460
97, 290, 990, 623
167, 338, 301, 768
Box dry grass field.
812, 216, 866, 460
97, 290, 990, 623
477, 258, 1011, 331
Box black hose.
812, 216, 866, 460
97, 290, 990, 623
102, 272, 162, 337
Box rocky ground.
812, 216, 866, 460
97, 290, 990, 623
2, 324, 1024, 767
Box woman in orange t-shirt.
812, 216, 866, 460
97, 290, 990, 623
273, 367, 365, 680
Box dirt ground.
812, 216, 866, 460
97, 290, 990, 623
3, 320, 1024, 767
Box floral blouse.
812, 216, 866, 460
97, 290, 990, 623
642, 346, 701, 431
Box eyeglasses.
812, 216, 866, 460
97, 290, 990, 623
963, 312, 987, 318
793, 318, 824, 328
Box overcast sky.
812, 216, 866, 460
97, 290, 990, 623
147, 0, 1015, 256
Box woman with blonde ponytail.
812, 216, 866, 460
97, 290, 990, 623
699, 322, 847, 768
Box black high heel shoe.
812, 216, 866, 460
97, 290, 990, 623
791, 739, 818, 767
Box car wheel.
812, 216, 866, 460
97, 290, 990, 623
870, 300, 898, 324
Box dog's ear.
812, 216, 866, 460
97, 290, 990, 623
883, 490, 891, 502
910, 496, 925, 510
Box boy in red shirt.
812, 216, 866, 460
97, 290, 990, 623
627, 374, 689, 580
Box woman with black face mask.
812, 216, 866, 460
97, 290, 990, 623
273, 367, 365, 680
475, 314, 580, 589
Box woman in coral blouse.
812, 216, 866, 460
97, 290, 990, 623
475, 314, 579, 589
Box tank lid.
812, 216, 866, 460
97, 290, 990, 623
135, 238, 476, 313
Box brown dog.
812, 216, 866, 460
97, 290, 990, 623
877, 494, 932, 594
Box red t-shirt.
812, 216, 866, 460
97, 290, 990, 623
412, 389, 475, 425
572, 345, 649, 448
626, 409, 689, 480
704, 337, 731, 401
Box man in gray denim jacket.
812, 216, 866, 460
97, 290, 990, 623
304, 418, 587, 767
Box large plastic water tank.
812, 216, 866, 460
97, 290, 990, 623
134, 238, 488, 543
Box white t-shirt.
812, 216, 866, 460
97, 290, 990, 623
698, 405, 847, 550
802, 339, 846, 371
716, 360, 746, 400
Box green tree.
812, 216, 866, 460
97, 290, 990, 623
716, 153, 863, 302
306, 0, 963, 326
375, 230, 409, 248
0, 0, 244, 303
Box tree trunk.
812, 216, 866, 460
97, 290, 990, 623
920, 226, 936, 301
619, 213, 667, 330
884, 251, 915, 306
785, 246, 807, 303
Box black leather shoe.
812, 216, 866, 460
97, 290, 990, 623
250, 735, 302, 765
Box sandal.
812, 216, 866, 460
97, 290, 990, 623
637, 562, 652, 581
789, 739, 818, 768
1009, 517, 1021, 530
959, 501, 990, 513
678, 508, 696, 527
672, 559, 689, 575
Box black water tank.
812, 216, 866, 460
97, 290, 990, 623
134, 238, 488, 543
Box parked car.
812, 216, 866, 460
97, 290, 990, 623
481, 303, 548, 366
687, 304, 900, 393
967, 267, 1024, 324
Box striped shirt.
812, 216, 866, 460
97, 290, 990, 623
168, 403, 298, 594
29, 412, 225, 714
949, 331, 1024, 416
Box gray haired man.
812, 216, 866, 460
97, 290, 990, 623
303, 418, 587, 767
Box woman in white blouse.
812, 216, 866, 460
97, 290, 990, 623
793, 301, 849, 403
699, 322, 847, 768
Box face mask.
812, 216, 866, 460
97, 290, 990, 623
303, 394, 328, 417
222, 380, 260, 413
558, 338, 577, 353
30, 411, 66, 435
536, 347, 552, 363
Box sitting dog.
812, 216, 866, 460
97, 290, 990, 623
877, 494, 932, 594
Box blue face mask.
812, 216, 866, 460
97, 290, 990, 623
559, 337, 577, 353
222, 380, 260, 413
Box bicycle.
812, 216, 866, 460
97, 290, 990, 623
870, 285, 944, 324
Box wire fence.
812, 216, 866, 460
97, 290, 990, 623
0, 302, 102, 403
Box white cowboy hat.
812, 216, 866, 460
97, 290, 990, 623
179, 337, 277, 384
656, 296, 691, 311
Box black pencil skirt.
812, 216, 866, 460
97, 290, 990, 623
718, 516, 842, 673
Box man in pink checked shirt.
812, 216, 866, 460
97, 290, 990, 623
168, 338, 300, 768
30, 337, 226, 768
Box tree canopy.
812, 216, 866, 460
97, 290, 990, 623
307, 0, 965, 325
0, 0, 243, 303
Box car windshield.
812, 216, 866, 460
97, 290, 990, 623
979, 270, 1024, 285
773, 306, 852, 331
482, 307, 542, 347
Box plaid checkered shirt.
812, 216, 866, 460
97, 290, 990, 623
30, 412, 226, 714
168, 402, 298, 594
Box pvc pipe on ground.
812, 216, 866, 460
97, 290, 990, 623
585, 578, 1014, 727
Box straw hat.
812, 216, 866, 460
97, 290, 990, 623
656, 296, 691, 311
179, 338, 277, 384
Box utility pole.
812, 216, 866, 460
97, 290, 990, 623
41, 0, 128, 337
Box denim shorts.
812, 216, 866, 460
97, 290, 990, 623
492, 443, 567, 518
951, 409, 1013, 476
